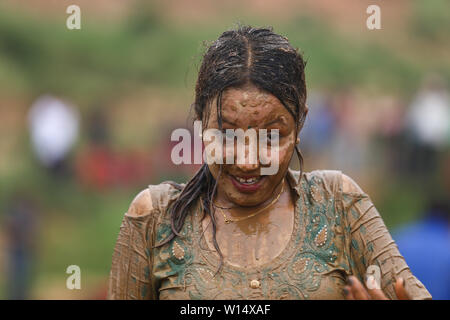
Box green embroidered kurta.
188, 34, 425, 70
107, 169, 431, 300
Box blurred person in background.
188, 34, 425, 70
394, 151, 450, 300
3, 192, 40, 299
373, 96, 409, 179
108, 26, 431, 300
27, 95, 80, 178
75, 106, 115, 190
75, 106, 154, 190
404, 74, 450, 180
300, 91, 336, 166
329, 90, 371, 177
150, 121, 203, 183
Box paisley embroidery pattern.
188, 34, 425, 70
292, 258, 309, 274
172, 241, 185, 260
110, 171, 432, 300
310, 185, 323, 203
314, 225, 328, 247
153, 171, 348, 300
197, 267, 215, 282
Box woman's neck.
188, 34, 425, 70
213, 178, 286, 218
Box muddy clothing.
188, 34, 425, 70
108, 169, 431, 300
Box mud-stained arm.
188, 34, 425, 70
341, 174, 432, 300
108, 189, 157, 300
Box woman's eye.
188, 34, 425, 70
261, 131, 279, 145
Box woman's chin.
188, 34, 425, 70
224, 189, 272, 207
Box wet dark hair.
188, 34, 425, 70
156, 25, 308, 273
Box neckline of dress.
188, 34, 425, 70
193, 172, 306, 274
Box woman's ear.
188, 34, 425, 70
297, 104, 309, 134
302, 104, 309, 122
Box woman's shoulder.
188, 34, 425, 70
298, 169, 370, 217
127, 181, 185, 217
297, 169, 365, 195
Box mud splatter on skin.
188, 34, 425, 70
156, 26, 308, 272
204, 82, 297, 208
201, 177, 295, 268
199, 82, 297, 268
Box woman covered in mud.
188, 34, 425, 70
107, 26, 431, 300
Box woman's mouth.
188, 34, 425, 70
229, 174, 265, 192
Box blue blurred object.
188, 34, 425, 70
5, 193, 39, 300
301, 92, 336, 151
393, 209, 450, 300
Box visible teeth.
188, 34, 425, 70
235, 176, 260, 184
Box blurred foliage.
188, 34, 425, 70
411, 0, 450, 43
0, 1, 449, 298
1, 2, 449, 104
280, 16, 424, 94
0, 4, 211, 103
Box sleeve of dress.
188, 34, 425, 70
107, 211, 158, 300
341, 183, 432, 300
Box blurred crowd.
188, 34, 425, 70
302, 74, 450, 299
302, 74, 450, 181
2, 74, 450, 299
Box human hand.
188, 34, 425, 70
343, 275, 411, 300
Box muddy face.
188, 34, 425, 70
203, 82, 297, 207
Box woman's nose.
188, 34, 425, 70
235, 161, 259, 172
234, 144, 260, 172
